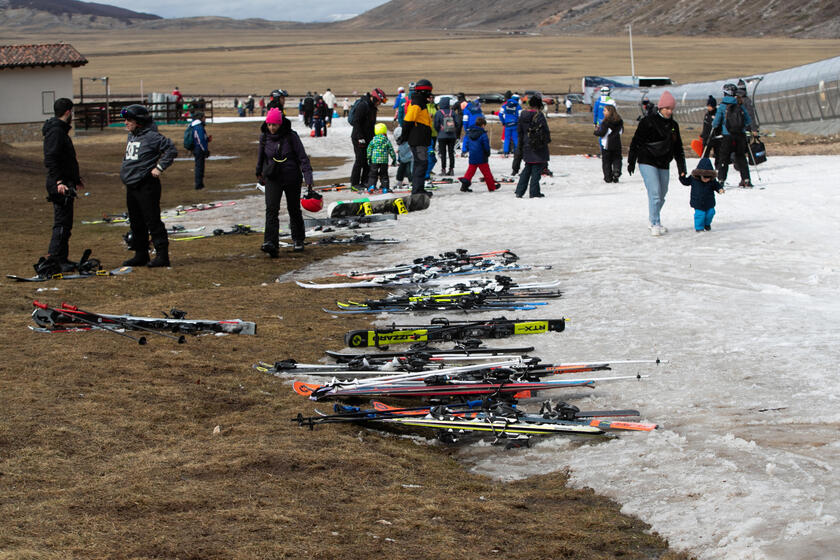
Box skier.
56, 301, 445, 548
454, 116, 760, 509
42, 98, 84, 272
460, 98, 483, 156
499, 94, 522, 157
593, 100, 623, 183
711, 83, 754, 187
349, 87, 387, 188
188, 111, 211, 190
119, 104, 178, 267
267, 89, 287, 111
256, 108, 313, 255
592, 85, 613, 126
366, 122, 397, 193
679, 157, 725, 232
398, 78, 434, 196
627, 91, 687, 236
458, 117, 498, 193
700, 96, 719, 162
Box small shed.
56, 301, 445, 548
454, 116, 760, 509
0, 43, 88, 142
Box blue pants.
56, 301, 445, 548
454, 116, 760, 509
639, 164, 670, 226
425, 148, 437, 179
694, 208, 715, 231
503, 126, 518, 154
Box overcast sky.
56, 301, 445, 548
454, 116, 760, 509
104, 0, 390, 22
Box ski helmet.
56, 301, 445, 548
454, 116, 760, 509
301, 189, 324, 213
414, 79, 433, 99
723, 83, 737, 96
120, 104, 151, 125
599, 85, 612, 95
370, 88, 387, 104
270, 89, 281, 98
374, 122, 387, 136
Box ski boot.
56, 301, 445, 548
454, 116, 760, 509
148, 244, 170, 268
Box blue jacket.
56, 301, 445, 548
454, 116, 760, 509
711, 96, 752, 136
463, 126, 490, 165
592, 94, 612, 124
462, 101, 483, 130
499, 98, 521, 127
190, 120, 209, 154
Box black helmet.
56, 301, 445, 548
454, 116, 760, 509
415, 78, 433, 93
723, 83, 737, 97
270, 89, 281, 98
120, 104, 151, 124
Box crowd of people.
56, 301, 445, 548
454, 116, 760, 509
36, 80, 765, 271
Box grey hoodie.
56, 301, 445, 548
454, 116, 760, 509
120, 124, 177, 187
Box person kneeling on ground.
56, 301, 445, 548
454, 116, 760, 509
256, 108, 313, 255
679, 157, 724, 232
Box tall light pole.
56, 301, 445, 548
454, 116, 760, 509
628, 24, 636, 86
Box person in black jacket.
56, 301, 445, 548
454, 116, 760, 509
679, 157, 724, 232
312, 95, 329, 138
256, 108, 313, 255
594, 100, 623, 183
512, 95, 551, 198
120, 104, 178, 267
42, 98, 84, 272
350, 88, 387, 188
700, 96, 719, 164
627, 91, 687, 236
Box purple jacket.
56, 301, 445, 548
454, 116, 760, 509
256, 119, 313, 186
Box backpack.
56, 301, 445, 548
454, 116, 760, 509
347, 97, 364, 127
441, 110, 456, 135
183, 125, 195, 150
725, 103, 745, 134
527, 113, 549, 149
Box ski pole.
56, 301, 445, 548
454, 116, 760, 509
33, 301, 147, 345
747, 134, 762, 184
60, 302, 186, 344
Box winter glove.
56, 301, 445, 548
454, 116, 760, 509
678, 175, 691, 186
627, 163, 635, 176
257, 174, 265, 186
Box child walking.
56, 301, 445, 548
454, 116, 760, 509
594, 100, 623, 183
679, 157, 724, 231
394, 126, 413, 187
366, 122, 397, 192
458, 117, 499, 192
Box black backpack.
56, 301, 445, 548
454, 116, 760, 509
725, 103, 745, 134
347, 97, 364, 127
527, 113, 549, 149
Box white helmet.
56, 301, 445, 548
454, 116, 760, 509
600, 85, 612, 95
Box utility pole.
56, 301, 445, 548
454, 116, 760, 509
628, 24, 636, 86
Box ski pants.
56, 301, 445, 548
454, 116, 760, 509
639, 164, 669, 227
425, 148, 437, 180
48, 196, 74, 260
350, 137, 370, 186
503, 125, 518, 154
126, 176, 168, 253
264, 177, 304, 245
717, 134, 750, 184
410, 145, 429, 194
193, 148, 206, 190
515, 162, 543, 197
601, 148, 622, 181
694, 207, 716, 231
462, 163, 497, 191
367, 163, 390, 190
396, 161, 412, 183
438, 138, 456, 171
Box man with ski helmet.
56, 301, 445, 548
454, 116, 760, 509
711, 83, 754, 187
593, 85, 613, 126
119, 104, 178, 267
349, 87, 387, 188
398, 78, 434, 196
267, 89, 287, 111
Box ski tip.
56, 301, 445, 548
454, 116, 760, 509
293, 381, 321, 397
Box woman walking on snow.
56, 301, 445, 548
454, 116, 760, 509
627, 91, 687, 236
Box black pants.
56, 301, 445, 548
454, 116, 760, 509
601, 148, 622, 181
718, 134, 751, 183
367, 163, 390, 190
48, 196, 74, 260
350, 137, 370, 186
438, 138, 456, 171
193, 149, 206, 189
410, 145, 429, 194
126, 176, 168, 252
264, 177, 304, 245
396, 161, 412, 182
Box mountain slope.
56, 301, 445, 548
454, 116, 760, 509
4, 0, 160, 20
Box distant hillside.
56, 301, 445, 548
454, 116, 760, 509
338, 0, 840, 38
4, 0, 159, 20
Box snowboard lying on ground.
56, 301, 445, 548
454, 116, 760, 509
327, 192, 431, 219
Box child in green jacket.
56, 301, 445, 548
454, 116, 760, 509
366, 122, 397, 192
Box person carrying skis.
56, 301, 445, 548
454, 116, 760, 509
398, 78, 434, 196
679, 157, 725, 232
256, 108, 313, 255
627, 91, 687, 236
349, 87, 387, 188
458, 116, 499, 193
42, 97, 84, 272
711, 83, 754, 187
512, 95, 551, 198
119, 104, 178, 267
366, 122, 398, 193
499, 94, 522, 157
594, 99, 623, 183
433, 96, 459, 176
188, 111, 211, 190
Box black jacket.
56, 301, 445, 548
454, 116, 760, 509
42, 117, 81, 200
679, 175, 722, 211
700, 109, 716, 145
594, 117, 623, 152
351, 94, 378, 141
256, 119, 313, 186
628, 112, 686, 175
514, 109, 551, 165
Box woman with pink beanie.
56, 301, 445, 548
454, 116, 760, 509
627, 90, 687, 236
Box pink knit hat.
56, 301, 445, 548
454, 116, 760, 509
265, 107, 283, 124
658, 90, 676, 110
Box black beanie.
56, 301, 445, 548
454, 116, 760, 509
707, 95, 717, 109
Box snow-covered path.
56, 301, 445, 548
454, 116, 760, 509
213, 117, 840, 559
